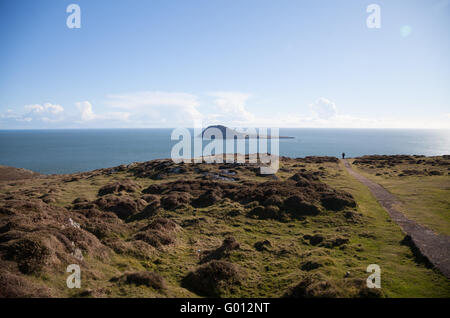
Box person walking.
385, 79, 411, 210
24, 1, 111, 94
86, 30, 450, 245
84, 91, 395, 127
342, 152, 345, 159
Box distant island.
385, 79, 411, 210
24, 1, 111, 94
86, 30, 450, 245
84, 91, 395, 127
200, 125, 294, 139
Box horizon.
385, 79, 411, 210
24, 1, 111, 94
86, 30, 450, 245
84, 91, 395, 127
1, 127, 450, 131
1, 0, 449, 129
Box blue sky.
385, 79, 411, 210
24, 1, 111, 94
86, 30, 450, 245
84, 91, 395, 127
0, 0, 449, 129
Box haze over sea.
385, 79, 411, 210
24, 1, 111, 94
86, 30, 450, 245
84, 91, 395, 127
0, 129, 449, 175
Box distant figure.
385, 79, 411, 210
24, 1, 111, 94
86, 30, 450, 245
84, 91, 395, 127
342, 152, 345, 159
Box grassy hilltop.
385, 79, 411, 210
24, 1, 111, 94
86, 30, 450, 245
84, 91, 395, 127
0, 155, 449, 297
350, 155, 450, 235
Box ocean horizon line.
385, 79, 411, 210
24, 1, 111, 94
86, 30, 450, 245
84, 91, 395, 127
1, 127, 449, 131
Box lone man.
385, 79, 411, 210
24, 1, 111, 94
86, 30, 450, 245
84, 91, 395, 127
342, 152, 345, 159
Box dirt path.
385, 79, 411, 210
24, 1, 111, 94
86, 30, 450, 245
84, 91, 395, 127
343, 159, 450, 278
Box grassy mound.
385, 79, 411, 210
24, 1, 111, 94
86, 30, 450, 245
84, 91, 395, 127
182, 260, 243, 297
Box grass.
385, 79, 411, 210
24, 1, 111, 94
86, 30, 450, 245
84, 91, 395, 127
349, 158, 450, 235
326, 160, 449, 297
0, 157, 449, 297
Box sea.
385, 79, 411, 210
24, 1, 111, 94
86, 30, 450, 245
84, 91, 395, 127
0, 128, 449, 175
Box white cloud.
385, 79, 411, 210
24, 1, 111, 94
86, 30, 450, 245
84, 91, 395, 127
0, 110, 21, 120
309, 97, 337, 120
76, 101, 130, 122
105, 91, 202, 125
24, 104, 44, 113
44, 103, 64, 114
0, 103, 65, 124
76, 101, 96, 121
107, 91, 199, 109
205, 91, 255, 125
2, 94, 448, 129
24, 103, 64, 114
207, 96, 440, 129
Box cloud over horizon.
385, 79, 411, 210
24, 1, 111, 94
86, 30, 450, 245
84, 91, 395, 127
76, 101, 130, 123
1, 92, 449, 129
309, 98, 338, 120
105, 91, 203, 126
205, 92, 255, 125
0, 103, 65, 124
